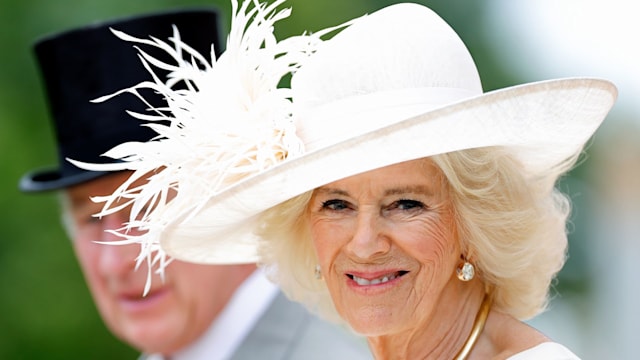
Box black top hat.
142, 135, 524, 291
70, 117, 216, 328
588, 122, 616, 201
19, 8, 222, 192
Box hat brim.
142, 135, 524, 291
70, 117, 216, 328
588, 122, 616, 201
159, 77, 616, 264
19, 167, 110, 193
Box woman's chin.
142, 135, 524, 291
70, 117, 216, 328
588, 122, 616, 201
341, 309, 403, 337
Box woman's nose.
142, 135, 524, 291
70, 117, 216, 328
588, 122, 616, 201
345, 212, 391, 260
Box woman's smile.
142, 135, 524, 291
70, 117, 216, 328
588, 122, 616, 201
347, 270, 409, 286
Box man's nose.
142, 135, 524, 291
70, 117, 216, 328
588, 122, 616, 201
97, 214, 138, 276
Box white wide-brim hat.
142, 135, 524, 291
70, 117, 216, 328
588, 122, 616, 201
158, 3, 615, 264
76, 2, 617, 266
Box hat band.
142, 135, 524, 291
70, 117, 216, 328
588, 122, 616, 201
295, 87, 479, 152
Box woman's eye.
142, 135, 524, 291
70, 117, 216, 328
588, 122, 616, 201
321, 199, 350, 211
396, 199, 425, 210
386, 199, 426, 213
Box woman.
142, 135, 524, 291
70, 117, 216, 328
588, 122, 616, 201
75, 1, 617, 359
258, 151, 575, 359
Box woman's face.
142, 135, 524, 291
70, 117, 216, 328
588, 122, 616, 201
308, 158, 461, 336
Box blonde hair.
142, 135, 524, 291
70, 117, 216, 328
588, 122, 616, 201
432, 147, 575, 320
258, 146, 579, 322
258, 191, 343, 322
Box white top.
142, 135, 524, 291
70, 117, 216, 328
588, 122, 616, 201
147, 270, 279, 360
508, 342, 581, 360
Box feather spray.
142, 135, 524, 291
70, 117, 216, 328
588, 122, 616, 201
70, 0, 350, 294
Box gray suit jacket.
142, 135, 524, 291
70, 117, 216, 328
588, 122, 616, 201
140, 292, 371, 359
230, 292, 371, 359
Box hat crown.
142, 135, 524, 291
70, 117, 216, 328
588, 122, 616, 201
294, 3, 482, 109
292, 3, 482, 151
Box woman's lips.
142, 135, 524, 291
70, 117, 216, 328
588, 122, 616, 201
346, 270, 409, 286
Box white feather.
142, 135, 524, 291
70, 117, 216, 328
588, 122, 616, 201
69, 0, 352, 294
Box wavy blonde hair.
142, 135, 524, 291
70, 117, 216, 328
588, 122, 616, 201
258, 146, 578, 323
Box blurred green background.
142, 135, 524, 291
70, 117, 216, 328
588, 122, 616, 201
1, 0, 636, 359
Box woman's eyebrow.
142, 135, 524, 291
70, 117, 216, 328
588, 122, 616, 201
384, 185, 434, 197
315, 187, 350, 197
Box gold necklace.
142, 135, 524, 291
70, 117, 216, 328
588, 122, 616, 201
453, 293, 492, 360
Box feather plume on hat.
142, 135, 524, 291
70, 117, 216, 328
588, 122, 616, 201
70, 0, 351, 294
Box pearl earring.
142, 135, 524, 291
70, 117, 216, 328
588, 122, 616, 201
314, 265, 323, 280
456, 259, 475, 281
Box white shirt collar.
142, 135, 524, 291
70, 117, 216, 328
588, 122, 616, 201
147, 269, 279, 360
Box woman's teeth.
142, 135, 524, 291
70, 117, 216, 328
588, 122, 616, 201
350, 271, 405, 286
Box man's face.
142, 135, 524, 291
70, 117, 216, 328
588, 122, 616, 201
65, 172, 255, 354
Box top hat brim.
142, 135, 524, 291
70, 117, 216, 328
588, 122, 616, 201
19, 167, 111, 192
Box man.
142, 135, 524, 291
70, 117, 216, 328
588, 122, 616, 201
19, 9, 369, 359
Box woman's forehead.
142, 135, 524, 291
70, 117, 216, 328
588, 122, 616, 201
314, 158, 445, 194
